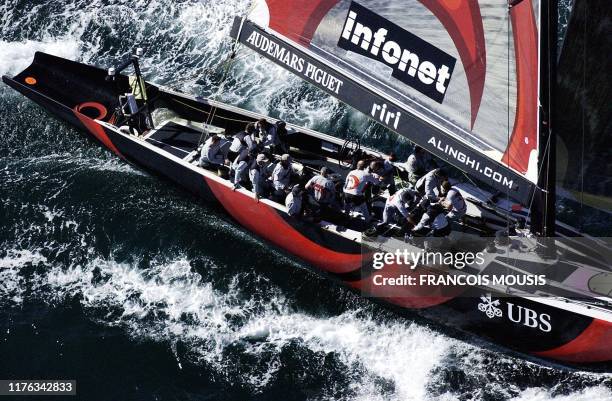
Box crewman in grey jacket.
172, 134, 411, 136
415, 168, 448, 209
305, 167, 336, 207
382, 187, 419, 226
406, 146, 428, 185
249, 153, 270, 199
285, 184, 304, 217
199, 135, 226, 167
271, 154, 293, 201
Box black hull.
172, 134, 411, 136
3, 52, 610, 365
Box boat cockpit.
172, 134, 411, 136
135, 111, 389, 234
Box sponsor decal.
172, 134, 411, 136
338, 1, 456, 103
478, 294, 502, 319
371, 101, 401, 129
507, 301, 552, 333
245, 30, 344, 94
345, 174, 360, 190
428, 136, 515, 190
478, 294, 552, 333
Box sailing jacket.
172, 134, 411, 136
406, 153, 426, 176
229, 130, 254, 152
272, 163, 292, 191
306, 175, 336, 204
385, 188, 417, 218
343, 169, 380, 196
416, 169, 442, 202
200, 139, 225, 166
261, 125, 279, 148
445, 188, 467, 219
249, 163, 269, 197
285, 192, 302, 216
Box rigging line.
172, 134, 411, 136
163, 53, 251, 93
525, 119, 552, 221
198, 56, 237, 146
204, 54, 236, 125
543, 0, 556, 236
198, 4, 256, 146
169, 97, 253, 124
459, 169, 484, 197
542, 0, 550, 234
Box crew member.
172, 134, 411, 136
231, 147, 252, 189
249, 153, 270, 199
415, 168, 448, 209
412, 203, 451, 237
440, 180, 467, 223
369, 156, 396, 195
343, 160, 382, 221
256, 118, 279, 152
199, 135, 225, 168
271, 154, 293, 201
382, 187, 419, 227
285, 184, 303, 217
305, 167, 336, 208
228, 123, 256, 161
406, 146, 428, 185
275, 120, 289, 153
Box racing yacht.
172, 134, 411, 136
3, 0, 610, 364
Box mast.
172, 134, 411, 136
539, 0, 557, 236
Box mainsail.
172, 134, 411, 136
231, 0, 542, 205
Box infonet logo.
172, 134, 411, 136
338, 1, 456, 103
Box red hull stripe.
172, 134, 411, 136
204, 177, 363, 274
503, 0, 539, 174
73, 106, 123, 158
534, 318, 612, 363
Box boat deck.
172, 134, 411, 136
145, 121, 202, 159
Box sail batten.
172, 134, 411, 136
231, 0, 543, 204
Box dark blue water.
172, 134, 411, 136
1, 1, 611, 400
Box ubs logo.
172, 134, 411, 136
478, 294, 552, 333
478, 294, 502, 319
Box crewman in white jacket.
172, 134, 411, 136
343, 160, 382, 221
382, 187, 419, 226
